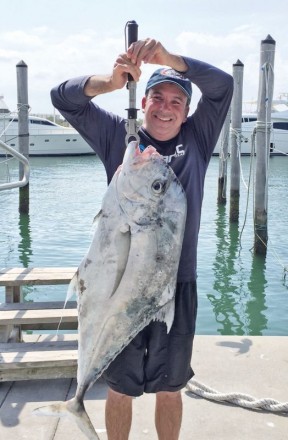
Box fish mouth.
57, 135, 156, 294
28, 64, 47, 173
133, 144, 159, 158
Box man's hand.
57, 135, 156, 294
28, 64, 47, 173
112, 52, 142, 87
127, 39, 169, 67
84, 38, 187, 97
84, 53, 142, 97
126, 39, 188, 73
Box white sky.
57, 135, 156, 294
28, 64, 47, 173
1, 0, 287, 117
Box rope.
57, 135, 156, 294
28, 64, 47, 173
186, 379, 288, 413
272, 147, 288, 156
238, 129, 256, 252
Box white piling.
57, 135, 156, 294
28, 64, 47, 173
218, 105, 231, 204
16, 60, 29, 214
229, 60, 244, 222
254, 35, 276, 255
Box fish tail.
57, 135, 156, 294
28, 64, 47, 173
33, 397, 100, 440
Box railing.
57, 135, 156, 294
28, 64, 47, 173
0, 139, 30, 190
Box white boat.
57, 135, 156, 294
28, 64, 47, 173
214, 96, 288, 156
0, 96, 94, 156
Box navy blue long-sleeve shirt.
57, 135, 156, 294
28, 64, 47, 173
51, 57, 233, 282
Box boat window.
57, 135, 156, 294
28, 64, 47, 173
45, 139, 49, 142
273, 122, 288, 130
30, 119, 56, 126
242, 117, 257, 122
8, 117, 56, 126
66, 139, 71, 142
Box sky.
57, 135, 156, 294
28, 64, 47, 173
1, 0, 288, 118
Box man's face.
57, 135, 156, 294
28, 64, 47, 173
142, 82, 189, 141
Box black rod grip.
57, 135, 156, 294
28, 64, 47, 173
127, 21, 138, 82
127, 20, 138, 46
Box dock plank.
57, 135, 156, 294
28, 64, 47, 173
0, 267, 76, 286
0, 337, 78, 381
0, 308, 78, 325
0, 366, 77, 381
0, 301, 77, 310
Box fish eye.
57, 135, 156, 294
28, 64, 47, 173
151, 180, 166, 194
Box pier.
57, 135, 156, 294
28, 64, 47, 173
0, 267, 287, 439
0, 267, 77, 379
0, 335, 287, 439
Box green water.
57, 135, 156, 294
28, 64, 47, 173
1, 155, 287, 336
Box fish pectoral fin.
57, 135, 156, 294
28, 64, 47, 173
34, 398, 100, 439
109, 224, 131, 298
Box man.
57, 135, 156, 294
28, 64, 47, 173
51, 38, 233, 440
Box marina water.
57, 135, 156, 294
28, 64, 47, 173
1, 155, 287, 336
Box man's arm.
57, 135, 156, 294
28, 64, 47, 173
84, 50, 142, 97
82, 38, 188, 97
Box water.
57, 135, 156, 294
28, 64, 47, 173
1, 155, 287, 336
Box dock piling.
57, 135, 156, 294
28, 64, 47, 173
229, 60, 244, 223
218, 106, 231, 204
254, 35, 276, 255
16, 60, 30, 214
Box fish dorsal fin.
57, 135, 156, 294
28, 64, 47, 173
93, 209, 102, 224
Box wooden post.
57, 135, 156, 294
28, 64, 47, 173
218, 105, 231, 204
229, 60, 244, 223
254, 35, 275, 255
17, 60, 29, 214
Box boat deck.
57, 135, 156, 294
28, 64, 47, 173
0, 335, 287, 440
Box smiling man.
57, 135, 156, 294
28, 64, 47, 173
141, 68, 191, 141
51, 38, 233, 440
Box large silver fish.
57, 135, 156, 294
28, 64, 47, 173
34, 141, 187, 439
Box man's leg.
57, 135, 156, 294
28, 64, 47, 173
105, 388, 133, 440
155, 391, 182, 440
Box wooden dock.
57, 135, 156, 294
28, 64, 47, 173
0, 267, 288, 438
0, 267, 78, 381
0, 335, 287, 439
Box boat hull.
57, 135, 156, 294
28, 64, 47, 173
0, 129, 95, 157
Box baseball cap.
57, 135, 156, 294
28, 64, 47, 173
145, 68, 192, 103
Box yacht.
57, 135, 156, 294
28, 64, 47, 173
0, 96, 94, 156
214, 96, 288, 156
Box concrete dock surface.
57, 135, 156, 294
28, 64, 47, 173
0, 335, 287, 439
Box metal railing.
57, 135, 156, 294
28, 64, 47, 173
0, 140, 30, 190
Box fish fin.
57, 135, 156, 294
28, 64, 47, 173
92, 209, 102, 225
66, 271, 78, 304
153, 299, 175, 333
109, 224, 131, 298
33, 397, 100, 440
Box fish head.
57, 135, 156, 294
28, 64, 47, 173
115, 141, 187, 228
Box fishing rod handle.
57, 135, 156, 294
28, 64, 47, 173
127, 20, 138, 81
127, 20, 138, 46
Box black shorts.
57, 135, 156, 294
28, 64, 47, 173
102, 281, 198, 397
